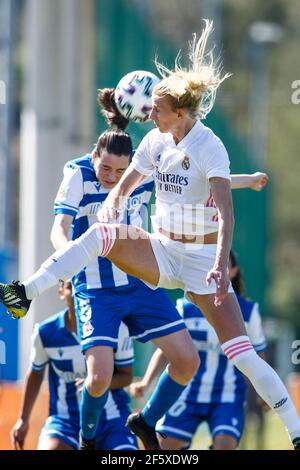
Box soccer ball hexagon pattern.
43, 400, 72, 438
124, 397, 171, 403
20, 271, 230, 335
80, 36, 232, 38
114, 70, 160, 123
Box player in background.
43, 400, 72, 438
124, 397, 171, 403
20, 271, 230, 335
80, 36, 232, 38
3, 19, 297, 448
130, 251, 270, 450
10, 281, 138, 451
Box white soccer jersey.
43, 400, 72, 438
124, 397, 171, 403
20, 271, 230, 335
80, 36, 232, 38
131, 120, 231, 236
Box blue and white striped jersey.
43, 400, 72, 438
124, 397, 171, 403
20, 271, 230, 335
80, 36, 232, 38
54, 154, 154, 292
176, 295, 267, 404
30, 311, 134, 423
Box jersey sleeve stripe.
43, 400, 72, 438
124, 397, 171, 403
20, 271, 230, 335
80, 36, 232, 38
32, 361, 48, 371
54, 202, 79, 210
54, 208, 77, 216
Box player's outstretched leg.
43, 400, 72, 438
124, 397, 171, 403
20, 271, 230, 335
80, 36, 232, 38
0, 223, 116, 318
0, 223, 159, 320
191, 292, 300, 450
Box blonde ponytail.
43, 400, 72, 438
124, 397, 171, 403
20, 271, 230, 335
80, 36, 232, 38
154, 20, 231, 119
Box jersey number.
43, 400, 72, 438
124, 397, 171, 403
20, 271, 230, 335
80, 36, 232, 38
168, 401, 187, 417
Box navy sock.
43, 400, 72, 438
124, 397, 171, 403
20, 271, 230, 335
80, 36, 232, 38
142, 370, 186, 427
80, 385, 108, 440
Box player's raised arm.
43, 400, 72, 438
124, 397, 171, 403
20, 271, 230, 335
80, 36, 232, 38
97, 167, 146, 223
231, 172, 269, 191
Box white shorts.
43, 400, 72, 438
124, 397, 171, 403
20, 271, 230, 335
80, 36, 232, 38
147, 233, 234, 295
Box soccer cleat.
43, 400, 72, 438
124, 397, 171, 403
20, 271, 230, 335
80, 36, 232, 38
79, 433, 96, 450
0, 281, 31, 319
126, 412, 160, 450
292, 437, 300, 450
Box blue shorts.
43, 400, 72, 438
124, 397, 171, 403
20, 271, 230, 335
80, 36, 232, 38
75, 281, 186, 352
39, 410, 138, 450
97, 411, 138, 450
39, 416, 80, 449
157, 401, 246, 445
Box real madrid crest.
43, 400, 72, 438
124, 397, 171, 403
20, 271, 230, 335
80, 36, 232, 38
182, 155, 190, 170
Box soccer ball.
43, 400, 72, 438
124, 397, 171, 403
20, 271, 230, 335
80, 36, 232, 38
114, 70, 160, 123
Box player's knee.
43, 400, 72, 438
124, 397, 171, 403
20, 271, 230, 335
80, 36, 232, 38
213, 434, 238, 450
174, 350, 200, 382
158, 436, 187, 450
86, 372, 111, 396
185, 352, 200, 378
189, 347, 200, 371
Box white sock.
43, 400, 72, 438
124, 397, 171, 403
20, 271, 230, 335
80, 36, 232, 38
222, 336, 300, 441
23, 270, 57, 299
23, 223, 116, 299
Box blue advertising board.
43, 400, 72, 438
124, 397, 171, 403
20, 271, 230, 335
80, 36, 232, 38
0, 248, 18, 380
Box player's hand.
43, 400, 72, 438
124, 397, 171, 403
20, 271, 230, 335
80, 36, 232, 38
11, 418, 29, 450
206, 265, 230, 307
97, 205, 120, 223
256, 396, 270, 412
75, 378, 84, 393
129, 381, 147, 398
250, 172, 269, 191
